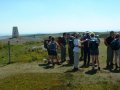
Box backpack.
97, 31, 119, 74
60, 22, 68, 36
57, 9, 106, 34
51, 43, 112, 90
44, 40, 49, 49
48, 42, 57, 51
69, 37, 74, 48
89, 38, 99, 50
110, 38, 120, 50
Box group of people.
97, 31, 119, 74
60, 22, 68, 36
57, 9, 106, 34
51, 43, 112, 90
44, 31, 120, 72
104, 31, 120, 70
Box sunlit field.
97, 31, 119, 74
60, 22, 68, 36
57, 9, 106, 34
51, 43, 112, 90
0, 38, 120, 90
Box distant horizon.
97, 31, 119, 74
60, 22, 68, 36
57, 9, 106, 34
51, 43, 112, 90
1, 29, 120, 37
1, 0, 120, 35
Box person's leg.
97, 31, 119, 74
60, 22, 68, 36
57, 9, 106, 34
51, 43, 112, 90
68, 47, 71, 61
84, 48, 87, 66
62, 47, 66, 61
95, 55, 100, 70
87, 48, 90, 66
119, 55, 120, 68
115, 52, 118, 69
74, 52, 79, 68
106, 46, 113, 68
71, 48, 74, 64
76, 52, 79, 68
73, 52, 79, 71
61, 47, 66, 62
92, 55, 95, 70
109, 47, 114, 68
68, 47, 72, 64
80, 47, 84, 60
51, 55, 54, 66
106, 47, 110, 67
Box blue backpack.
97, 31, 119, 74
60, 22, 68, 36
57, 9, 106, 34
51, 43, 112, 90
89, 38, 99, 50
49, 42, 57, 51
110, 38, 120, 50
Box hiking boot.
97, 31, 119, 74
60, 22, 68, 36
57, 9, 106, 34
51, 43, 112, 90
110, 63, 114, 69
57, 62, 61, 65
80, 64, 86, 68
46, 61, 51, 65
98, 67, 100, 70
115, 64, 118, 70
72, 68, 79, 72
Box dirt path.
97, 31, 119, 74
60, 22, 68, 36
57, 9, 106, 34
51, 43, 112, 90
0, 61, 119, 80
0, 62, 72, 79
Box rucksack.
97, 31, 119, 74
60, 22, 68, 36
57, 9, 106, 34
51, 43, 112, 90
44, 40, 49, 49
110, 38, 120, 50
48, 42, 57, 51
69, 37, 74, 48
89, 38, 99, 50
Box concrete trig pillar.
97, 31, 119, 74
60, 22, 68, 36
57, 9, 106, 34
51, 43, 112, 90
12, 26, 19, 38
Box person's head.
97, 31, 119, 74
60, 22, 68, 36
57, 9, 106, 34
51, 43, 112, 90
48, 36, 52, 40
115, 33, 120, 38
63, 33, 67, 38
67, 33, 70, 38
82, 32, 85, 36
86, 31, 90, 36
51, 37, 55, 41
110, 31, 114, 37
90, 32, 95, 37
75, 33, 79, 38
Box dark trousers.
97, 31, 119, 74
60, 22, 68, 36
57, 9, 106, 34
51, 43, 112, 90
68, 47, 74, 64
106, 46, 114, 66
61, 46, 66, 62
80, 47, 84, 60
84, 47, 90, 65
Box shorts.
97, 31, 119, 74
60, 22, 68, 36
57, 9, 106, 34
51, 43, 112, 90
90, 49, 99, 55
49, 50, 57, 56
115, 49, 120, 56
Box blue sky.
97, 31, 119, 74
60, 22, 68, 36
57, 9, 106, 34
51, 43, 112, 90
0, 0, 120, 35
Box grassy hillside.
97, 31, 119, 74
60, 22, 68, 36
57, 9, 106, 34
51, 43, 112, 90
0, 37, 120, 90
0, 39, 47, 66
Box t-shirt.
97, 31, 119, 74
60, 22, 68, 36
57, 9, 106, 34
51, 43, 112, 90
60, 37, 66, 46
106, 36, 114, 45
83, 35, 90, 48
73, 38, 81, 52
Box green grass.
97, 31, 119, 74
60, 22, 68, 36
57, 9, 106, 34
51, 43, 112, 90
0, 41, 47, 65
0, 38, 120, 90
0, 73, 119, 90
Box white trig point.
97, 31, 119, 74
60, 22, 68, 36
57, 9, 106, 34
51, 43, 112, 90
12, 26, 19, 38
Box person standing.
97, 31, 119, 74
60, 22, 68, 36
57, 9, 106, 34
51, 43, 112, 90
48, 37, 60, 67
82, 32, 91, 67
44, 36, 52, 64
60, 33, 67, 63
89, 33, 100, 70
72, 33, 81, 71
104, 31, 114, 69
112, 33, 120, 70
79, 33, 85, 61
67, 34, 74, 64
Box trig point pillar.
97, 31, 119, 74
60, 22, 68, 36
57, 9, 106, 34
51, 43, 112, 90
12, 26, 19, 38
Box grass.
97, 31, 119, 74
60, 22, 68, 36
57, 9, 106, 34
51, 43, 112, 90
0, 73, 119, 90
0, 40, 47, 65
0, 38, 120, 90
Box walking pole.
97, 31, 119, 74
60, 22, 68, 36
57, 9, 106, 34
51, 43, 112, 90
8, 40, 11, 64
